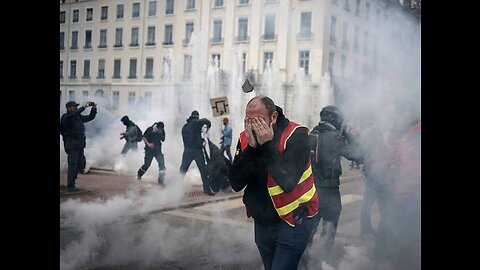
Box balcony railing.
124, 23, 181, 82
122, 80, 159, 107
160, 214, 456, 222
162, 41, 173, 45
262, 34, 277, 41
98, 44, 107, 48
183, 38, 190, 45
113, 43, 123, 48
297, 32, 314, 41
235, 36, 249, 43
210, 37, 224, 44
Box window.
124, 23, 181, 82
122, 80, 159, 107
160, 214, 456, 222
355, 0, 361, 15
60, 32, 65, 50
117, 4, 124, 19
328, 52, 334, 74
98, 59, 105, 78
342, 22, 349, 48
214, 0, 224, 7
112, 91, 120, 110
265, 0, 276, 3
149, 1, 157, 16
341, 55, 347, 77
95, 89, 104, 98
83, 59, 90, 78
354, 25, 359, 52
82, 91, 89, 103
164, 25, 173, 45
147, 26, 156, 45
184, 55, 192, 79
73, 9, 79, 22
185, 22, 194, 43
238, 18, 248, 41
115, 28, 123, 47
145, 58, 154, 78
166, 0, 174, 14
131, 27, 139, 46
344, 0, 350, 11
101, 6, 108, 20
129, 58, 137, 78
99, 29, 107, 47
84, 30, 92, 48
187, 0, 195, 9
71, 31, 78, 49
60, 11, 66, 24
144, 92, 152, 111
264, 15, 275, 40
60, 60, 64, 79
300, 12, 312, 38
364, 31, 369, 54
241, 52, 247, 74
299, 50, 310, 75
70, 60, 77, 79
86, 8, 93, 21
263, 52, 273, 71
365, 2, 370, 19
113, 59, 121, 79
69, 90, 75, 101
330, 15, 337, 43
128, 92, 136, 108
213, 20, 222, 42
239, 0, 249, 4
132, 3, 140, 18
212, 54, 221, 67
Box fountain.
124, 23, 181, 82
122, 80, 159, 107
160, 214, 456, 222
290, 68, 311, 127
60, 30, 336, 175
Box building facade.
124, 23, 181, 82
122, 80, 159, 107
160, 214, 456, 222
60, 0, 387, 122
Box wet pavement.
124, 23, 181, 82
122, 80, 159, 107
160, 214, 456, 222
60, 161, 373, 270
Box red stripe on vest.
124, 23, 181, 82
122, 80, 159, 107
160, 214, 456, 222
239, 121, 319, 226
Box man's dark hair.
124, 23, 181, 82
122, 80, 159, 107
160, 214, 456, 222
247, 95, 276, 116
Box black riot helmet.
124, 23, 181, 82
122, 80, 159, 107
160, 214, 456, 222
320, 105, 343, 130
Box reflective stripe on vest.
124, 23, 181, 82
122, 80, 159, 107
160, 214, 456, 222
239, 121, 319, 227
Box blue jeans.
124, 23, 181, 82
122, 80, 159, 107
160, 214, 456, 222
254, 217, 316, 270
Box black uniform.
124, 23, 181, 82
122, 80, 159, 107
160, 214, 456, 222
60, 106, 97, 190
310, 119, 360, 258
179, 115, 212, 193
137, 125, 166, 185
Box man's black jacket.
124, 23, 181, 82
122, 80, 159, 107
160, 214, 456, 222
228, 109, 310, 226
60, 106, 97, 150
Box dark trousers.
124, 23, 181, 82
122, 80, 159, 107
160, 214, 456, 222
220, 144, 233, 163
254, 217, 316, 270
138, 151, 166, 184
66, 147, 85, 189
315, 187, 342, 259
179, 148, 210, 192
121, 141, 138, 155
